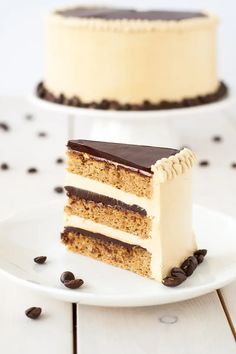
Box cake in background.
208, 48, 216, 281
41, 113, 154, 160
61, 140, 199, 283
37, 6, 227, 110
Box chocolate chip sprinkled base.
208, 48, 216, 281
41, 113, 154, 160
25, 307, 42, 319
36, 81, 228, 111
162, 249, 207, 287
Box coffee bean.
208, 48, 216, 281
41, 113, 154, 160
194, 249, 207, 257
25, 307, 42, 319
34, 256, 47, 264
212, 135, 222, 142
56, 158, 64, 164
162, 276, 184, 287
212, 135, 222, 143
64, 279, 84, 289
54, 186, 64, 194
25, 114, 33, 120
231, 162, 236, 169
38, 132, 47, 137
195, 254, 205, 264
60, 271, 75, 284
171, 267, 187, 281
181, 256, 198, 276
0, 122, 9, 131
199, 160, 209, 167
1, 163, 9, 170
27, 167, 38, 174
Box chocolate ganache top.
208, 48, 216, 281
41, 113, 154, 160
56, 7, 206, 21
67, 140, 179, 173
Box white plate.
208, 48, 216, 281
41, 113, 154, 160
0, 201, 235, 307
29, 93, 235, 120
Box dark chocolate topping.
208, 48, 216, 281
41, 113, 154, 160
62, 226, 145, 251
56, 7, 206, 21
65, 186, 147, 216
67, 140, 178, 173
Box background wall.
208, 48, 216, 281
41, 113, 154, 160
0, 0, 234, 95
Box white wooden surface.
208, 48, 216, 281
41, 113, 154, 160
0, 96, 236, 353
78, 293, 236, 354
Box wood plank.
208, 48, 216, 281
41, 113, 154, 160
0, 96, 73, 353
77, 292, 236, 354
0, 278, 73, 354
219, 284, 236, 338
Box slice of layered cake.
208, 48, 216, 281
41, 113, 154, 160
61, 140, 197, 283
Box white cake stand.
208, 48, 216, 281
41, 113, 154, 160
28, 94, 235, 148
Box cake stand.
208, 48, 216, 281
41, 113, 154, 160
29, 94, 235, 148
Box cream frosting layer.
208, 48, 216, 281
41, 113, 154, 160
65, 172, 155, 216
64, 213, 152, 250
45, 10, 219, 104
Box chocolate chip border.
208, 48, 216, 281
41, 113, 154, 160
36, 82, 228, 111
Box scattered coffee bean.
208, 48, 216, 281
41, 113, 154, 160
231, 162, 236, 169
25, 307, 42, 319
1, 163, 9, 170
181, 256, 198, 277
171, 267, 187, 281
212, 135, 222, 142
25, 114, 33, 120
60, 271, 75, 284
34, 256, 47, 264
56, 158, 64, 164
38, 132, 47, 137
54, 186, 64, 194
0, 122, 9, 131
27, 167, 38, 174
199, 160, 209, 167
163, 249, 207, 287
64, 279, 84, 289
162, 276, 184, 287
194, 249, 207, 257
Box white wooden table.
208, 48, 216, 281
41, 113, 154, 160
0, 96, 235, 354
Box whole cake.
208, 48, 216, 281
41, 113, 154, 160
37, 6, 227, 110
61, 140, 206, 285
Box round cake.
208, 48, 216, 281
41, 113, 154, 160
37, 6, 228, 110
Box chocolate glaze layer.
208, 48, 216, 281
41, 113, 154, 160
56, 7, 206, 21
62, 226, 146, 251
65, 186, 147, 216
36, 82, 228, 112
67, 140, 178, 173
